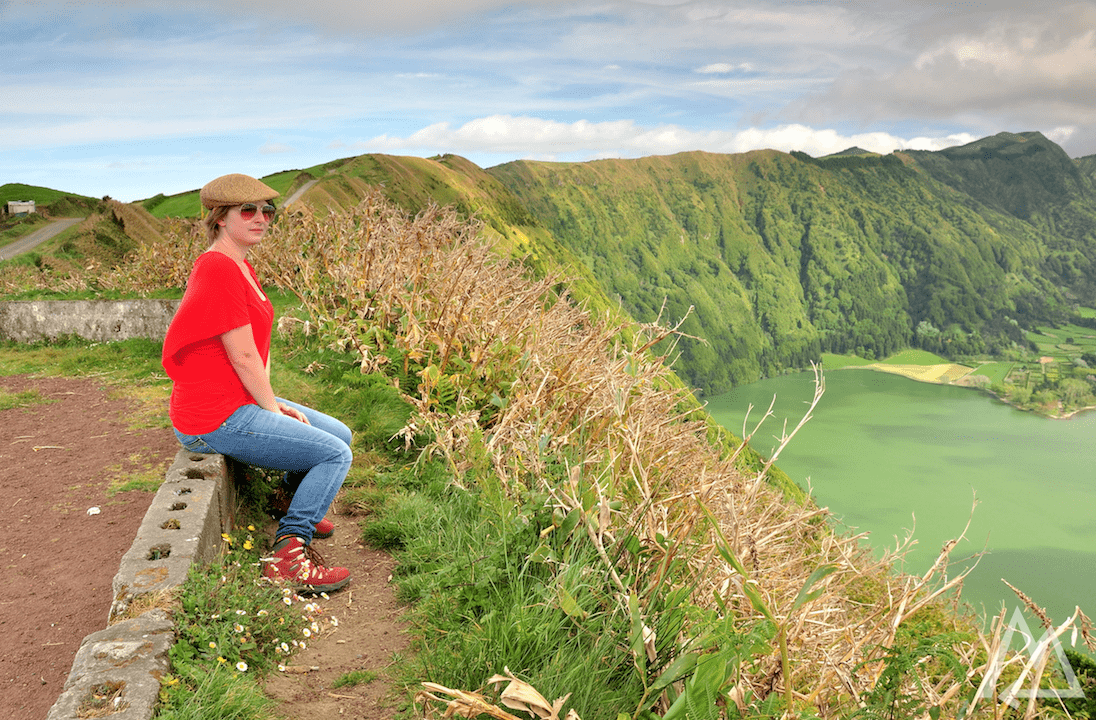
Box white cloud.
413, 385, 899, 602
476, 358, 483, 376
357, 114, 972, 160
801, 5, 1096, 133
695, 62, 755, 74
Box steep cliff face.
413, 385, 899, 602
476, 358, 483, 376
486, 144, 1063, 392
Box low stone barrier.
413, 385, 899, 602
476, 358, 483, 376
0, 299, 180, 344
46, 451, 238, 720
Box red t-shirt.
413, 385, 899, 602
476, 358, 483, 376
162, 252, 274, 434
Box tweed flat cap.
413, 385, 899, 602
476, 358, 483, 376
200, 173, 279, 209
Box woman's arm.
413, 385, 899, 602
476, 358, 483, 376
222, 324, 280, 413
222, 325, 311, 424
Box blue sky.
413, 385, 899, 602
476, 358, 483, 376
3, 0, 1094, 201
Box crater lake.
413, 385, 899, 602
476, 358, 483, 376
705, 368, 1096, 628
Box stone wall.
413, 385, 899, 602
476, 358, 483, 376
0, 299, 180, 344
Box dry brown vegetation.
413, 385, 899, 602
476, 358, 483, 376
252, 195, 1096, 717
6, 192, 1093, 717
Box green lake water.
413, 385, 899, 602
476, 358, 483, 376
704, 369, 1096, 626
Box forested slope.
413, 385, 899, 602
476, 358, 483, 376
488, 140, 1069, 393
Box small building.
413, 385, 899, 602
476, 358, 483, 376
6, 200, 35, 215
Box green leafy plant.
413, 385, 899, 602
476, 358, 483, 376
851, 634, 965, 720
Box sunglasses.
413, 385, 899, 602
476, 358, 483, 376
239, 203, 277, 222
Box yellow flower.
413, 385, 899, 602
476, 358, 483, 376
221, 533, 233, 544
247, 525, 256, 532
243, 540, 253, 550
217, 656, 227, 664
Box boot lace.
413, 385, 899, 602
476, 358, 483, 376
302, 542, 330, 571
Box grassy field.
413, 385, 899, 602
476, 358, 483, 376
822, 349, 971, 384
1027, 324, 1096, 358
142, 167, 324, 218
0, 183, 95, 206
878, 348, 949, 366
820, 352, 875, 368
971, 361, 1014, 384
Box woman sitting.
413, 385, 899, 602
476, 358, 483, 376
162, 173, 352, 593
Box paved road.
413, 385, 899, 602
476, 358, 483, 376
0, 217, 84, 261
283, 179, 318, 207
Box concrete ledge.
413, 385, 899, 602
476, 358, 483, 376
0, 299, 180, 344
47, 449, 237, 720
109, 452, 237, 622
45, 610, 174, 720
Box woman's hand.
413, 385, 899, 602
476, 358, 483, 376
277, 402, 312, 425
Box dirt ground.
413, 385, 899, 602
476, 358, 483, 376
263, 530, 412, 719
0, 374, 410, 720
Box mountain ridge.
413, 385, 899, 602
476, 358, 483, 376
5, 132, 1094, 395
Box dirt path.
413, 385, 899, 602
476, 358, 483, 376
0, 373, 410, 719
263, 521, 411, 718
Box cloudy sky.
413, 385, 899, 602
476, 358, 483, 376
2, 0, 1093, 201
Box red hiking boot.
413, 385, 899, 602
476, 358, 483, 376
270, 488, 335, 539
262, 536, 350, 593
313, 517, 334, 539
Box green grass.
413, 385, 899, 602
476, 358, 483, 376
879, 348, 948, 365
376, 471, 654, 718
259, 169, 316, 196
0, 183, 95, 206
822, 350, 951, 369
0, 336, 170, 384
971, 362, 1014, 384
820, 352, 874, 368
0, 213, 50, 247
0, 387, 50, 411
141, 169, 319, 218
332, 669, 378, 688
158, 528, 318, 720
143, 192, 202, 218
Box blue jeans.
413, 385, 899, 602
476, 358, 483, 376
174, 399, 352, 544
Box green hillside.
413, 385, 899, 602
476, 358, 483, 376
8, 132, 1096, 398
487, 146, 1061, 393
0, 183, 96, 207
